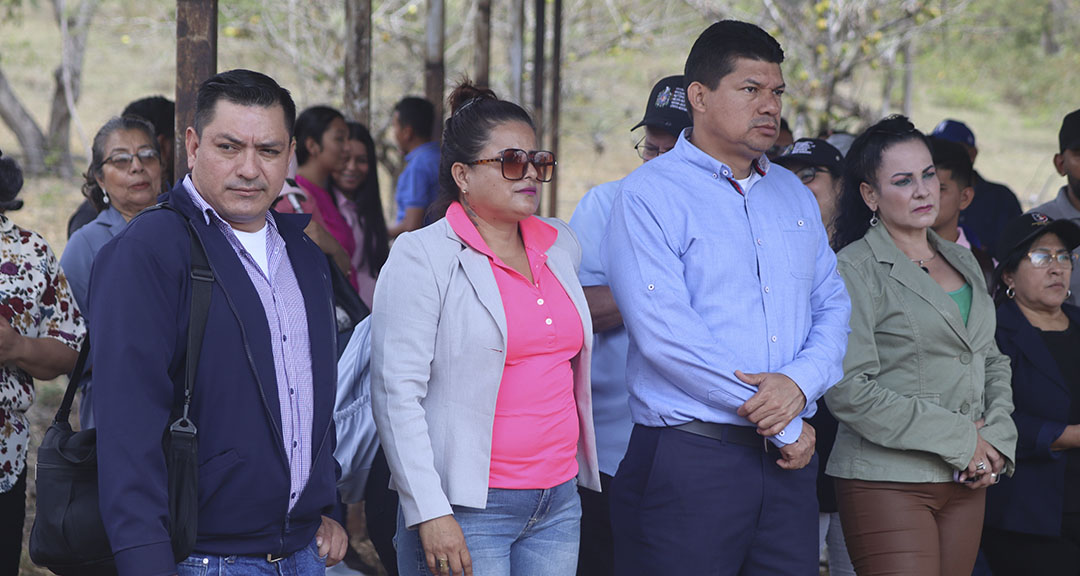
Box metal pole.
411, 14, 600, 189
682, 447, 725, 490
175, 0, 218, 178
532, 0, 545, 148
510, 0, 524, 103
475, 0, 491, 87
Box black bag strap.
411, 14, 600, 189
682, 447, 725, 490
54, 202, 215, 430
173, 229, 213, 434
55, 337, 91, 424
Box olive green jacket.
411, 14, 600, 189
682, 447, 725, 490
825, 224, 1017, 483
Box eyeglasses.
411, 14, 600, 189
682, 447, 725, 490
795, 166, 830, 185
102, 148, 160, 170
1026, 248, 1079, 268
468, 148, 556, 182
635, 137, 673, 161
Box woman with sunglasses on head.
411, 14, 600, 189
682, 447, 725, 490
980, 213, 1080, 575
825, 115, 1017, 575
370, 80, 600, 576
61, 116, 163, 427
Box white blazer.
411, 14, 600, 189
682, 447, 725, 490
370, 215, 600, 529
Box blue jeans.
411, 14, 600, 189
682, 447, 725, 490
176, 536, 327, 576
395, 478, 581, 576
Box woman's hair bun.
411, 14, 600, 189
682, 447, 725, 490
447, 80, 497, 116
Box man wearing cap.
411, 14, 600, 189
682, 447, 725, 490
931, 119, 1022, 256
1031, 108, 1080, 307
567, 74, 690, 576
773, 138, 844, 240
602, 21, 850, 575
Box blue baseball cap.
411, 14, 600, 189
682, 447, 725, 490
930, 119, 976, 148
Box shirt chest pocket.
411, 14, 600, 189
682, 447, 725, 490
778, 216, 817, 280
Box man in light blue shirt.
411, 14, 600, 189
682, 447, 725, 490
568, 74, 690, 576
602, 20, 851, 575
388, 96, 440, 238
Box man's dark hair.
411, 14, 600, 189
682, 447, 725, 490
928, 136, 974, 189
194, 69, 296, 138
684, 20, 784, 90
123, 96, 175, 138
394, 96, 436, 141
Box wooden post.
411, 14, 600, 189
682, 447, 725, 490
509, 0, 525, 103
547, 0, 562, 218
344, 0, 372, 127
175, 0, 217, 178
532, 0, 545, 148
425, 0, 445, 140
475, 0, 491, 88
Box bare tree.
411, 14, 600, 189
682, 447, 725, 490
685, 0, 969, 134
0, 0, 99, 175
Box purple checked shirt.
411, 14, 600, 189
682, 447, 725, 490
184, 177, 314, 510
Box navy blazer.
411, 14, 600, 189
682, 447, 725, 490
90, 182, 339, 575
985, 299, 1079, 536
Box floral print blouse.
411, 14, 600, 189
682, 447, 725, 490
0, 214, 85, 492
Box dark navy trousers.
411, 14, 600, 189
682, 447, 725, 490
610, 424, 819, 576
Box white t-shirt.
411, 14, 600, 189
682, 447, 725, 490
233, 225, 270, 277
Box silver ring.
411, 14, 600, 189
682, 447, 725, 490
990, 472, 997, 478
976, 461, 986, 471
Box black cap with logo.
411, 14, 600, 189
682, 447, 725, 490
995, 212, 1080, 264
632, 75, 692, 138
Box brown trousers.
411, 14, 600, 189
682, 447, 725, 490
835, 478, 985, 576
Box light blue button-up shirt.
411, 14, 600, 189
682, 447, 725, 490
601, 129, 851, 445
569, 179, 632, 475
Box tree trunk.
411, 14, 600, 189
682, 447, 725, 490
344, 0, 372, 126
509, 0, 524, 104
425, 0, 445, 140
48, 0, 99, 178
901, 39, 914, 117
175, 0, 218, 178
0, 69, 48, 175
531, 0, 545, 147
1041, 0, 1061, 56
474, 0, 491, 88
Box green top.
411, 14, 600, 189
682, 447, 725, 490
948, 282, 973, 326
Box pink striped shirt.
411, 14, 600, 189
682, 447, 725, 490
446, 202, 582, 489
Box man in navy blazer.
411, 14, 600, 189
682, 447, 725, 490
90, 69, 346, 576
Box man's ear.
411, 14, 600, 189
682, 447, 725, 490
185, 126, 200, 169
686, 81, 709, 118
959, 185, 976, 211
1055, 152, 1066, 177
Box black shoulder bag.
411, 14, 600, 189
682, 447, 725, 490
30, 216, 213, 575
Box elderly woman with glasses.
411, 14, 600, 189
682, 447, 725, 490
980, 213, 1080, 575
60, 115, 163, 427
825, 115, 1017, 575
370, 81, 600, 576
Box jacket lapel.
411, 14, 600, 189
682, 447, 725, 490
170, 185, 284, 442
545, 241, 594, 340
868, 225, 972, 347
998, 299, 1071, 395
447, 222, 509, 343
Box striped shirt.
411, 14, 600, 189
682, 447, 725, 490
184, 176, 314, 510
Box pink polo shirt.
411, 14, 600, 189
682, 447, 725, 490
446, 202, 583, 489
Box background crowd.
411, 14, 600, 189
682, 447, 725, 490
0, 15, 1078, 576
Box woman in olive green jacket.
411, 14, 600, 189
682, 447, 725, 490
825, 116, 1017, 576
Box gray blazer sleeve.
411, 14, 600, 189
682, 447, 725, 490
370, 232, 454, 527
